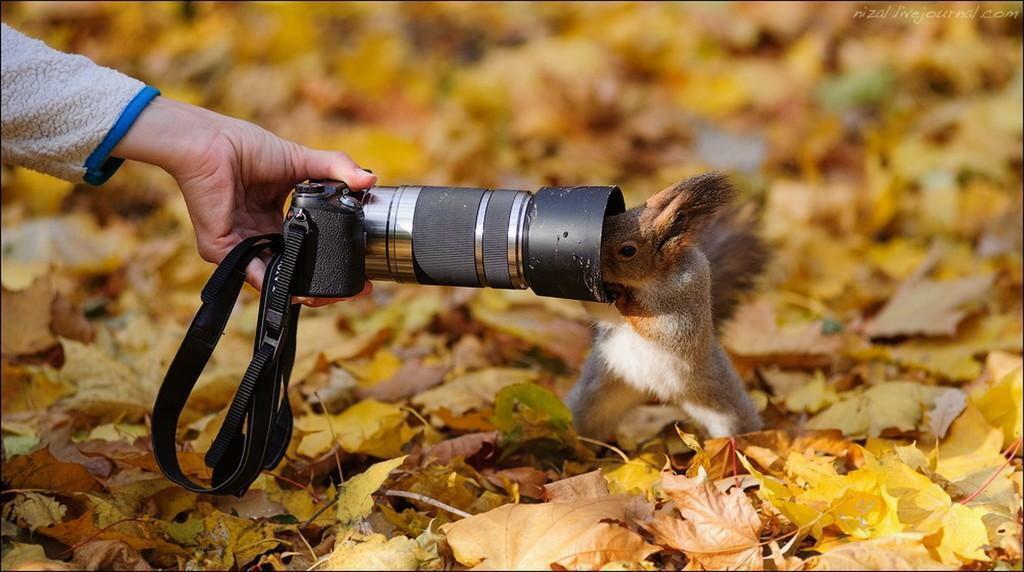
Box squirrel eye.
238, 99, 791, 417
617, 242, 638, 260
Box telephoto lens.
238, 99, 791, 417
359, 185, 625, 302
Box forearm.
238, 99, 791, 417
0, 23, 157, 184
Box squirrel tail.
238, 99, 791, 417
699, 202, 769, 326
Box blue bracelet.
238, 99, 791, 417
83, 85, 161, 186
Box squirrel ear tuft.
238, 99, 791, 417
641, 172, 736, 253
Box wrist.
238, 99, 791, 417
111, 96, 228, 180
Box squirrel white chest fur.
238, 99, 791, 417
595, 319, 697, 402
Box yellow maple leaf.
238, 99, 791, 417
806, 382, 945, 438
970, 362, 1023, 448
293, 399, 416, 458
336, 456, 408, 528
605, 457, 662, 498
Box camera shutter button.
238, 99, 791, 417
295, 182, 325, 195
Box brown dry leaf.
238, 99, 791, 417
39, 509, 184, 557
441, 495, 658, 570
803, 534, 951, 570
355, 359, 448, 402
616, 405, 686, 450
1, 362, 75, 413
3, 493, 67, 532
0, 214, 131, 275
72, 540, 153, 571
1, 277, 58, 356
411, 367, 538, 416
1, 542, 72, 571
644, 471, 763, 570
418, 431, 499, 466
2, 446, 104, 492
58, 339, 154, 420
484, 466, 549, 499
543, 469, 610, 502
864, 274, 994, 338
723, 300, 842, 365
926, 388, 967, 439
470, 291, 592, 365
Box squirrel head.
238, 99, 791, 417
601, 172, 735, 300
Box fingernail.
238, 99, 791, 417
360, 168, 374, 175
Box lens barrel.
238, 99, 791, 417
362, 185, 624, 302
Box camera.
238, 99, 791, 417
287, 180, 626, 302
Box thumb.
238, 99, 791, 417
300, 148, 377, 190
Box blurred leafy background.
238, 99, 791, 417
1, 2, 1022, 570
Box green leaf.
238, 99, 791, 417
493, 383, 573, 437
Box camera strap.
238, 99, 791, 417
151, 213, 309, 496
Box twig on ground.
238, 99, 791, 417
382, 489, 471, 519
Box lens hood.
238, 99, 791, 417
526, 186, 625, 302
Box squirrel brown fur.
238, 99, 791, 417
566, 173, 768, 439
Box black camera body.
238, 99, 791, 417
287, 179, 625, 303
288, 180, 366, 298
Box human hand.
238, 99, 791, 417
113, 97, 376, 305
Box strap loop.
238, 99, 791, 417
151, 226, 306, 496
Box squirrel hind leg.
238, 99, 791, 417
566, 355, 649, 442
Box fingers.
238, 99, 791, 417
293, 280, 373, 307
245, 257, 268, 291
301, 148, 377, 190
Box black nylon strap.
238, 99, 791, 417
151, 218, 308, 496
205, 221, 307, 471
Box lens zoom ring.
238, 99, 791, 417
411, 187, 485, 287
482, 190, 517, 289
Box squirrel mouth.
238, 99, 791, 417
603, 282, 626, 303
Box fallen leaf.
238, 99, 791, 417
806, 382, 946, 438
723, 300, 842, 365
0, 214, 131, 275
294, 399, 416, 458
337, 455, 408, 528
355, 359, 448, 402
411, 368, 538, 416
615, 405, 686, 450
3, 493, 67, 532
803, 534, 951, 569
1, 542, 70, 572
1, 277, 58, 356
935, 404, 1017, 512
441, 495, 657, 570
605, 456, 663, 498
483, 466, 548, 499
864, 274, 993, 338
926, 388, 967, 439
72, 539, 153, 571
542, 469, 610, 502
470, 291, 591, 365
2, 446, 103, 492
325, 527, 443, 571
644, 470, 763, 570
418, 431, 499, 466
58, 339, 154, 421
970, 362, 1023, 447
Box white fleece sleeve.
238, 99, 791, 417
1, 23, 150, 183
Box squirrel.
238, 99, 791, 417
566, 173, 768, 440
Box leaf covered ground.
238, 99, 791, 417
1, 2, 1022, 570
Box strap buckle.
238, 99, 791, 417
259, 315, 285, 350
